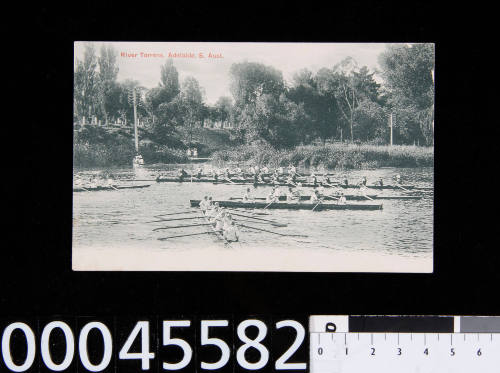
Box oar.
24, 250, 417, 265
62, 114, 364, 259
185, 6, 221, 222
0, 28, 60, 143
158, 231, 213, 241
263, 200, 274, 209
226, 211, 286, 227
146, 216, 204, 223
225, 177, 235, 184
233, 218, 286, 227
237, 223, 307, 238
108, 185, 119, 190
311, 199, 322, 211
324, 195, 339, 201
78, 186, 90, 192
154, 210, 198, 217
396, 184, 410, 192
227, 208, 270, 216
153, 223, 212, 231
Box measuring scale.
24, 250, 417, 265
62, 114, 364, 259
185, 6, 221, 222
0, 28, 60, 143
310, 315, 500, 373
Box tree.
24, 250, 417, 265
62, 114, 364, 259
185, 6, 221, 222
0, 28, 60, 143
97, 44, 119, 124
230, 62, 285, 108
288, 68, 338, 144
74, 44, 99, 121
145, 60, 181, 120
214, 96, 233, 125
379, 43, 435, 145
180, 76, 205, 144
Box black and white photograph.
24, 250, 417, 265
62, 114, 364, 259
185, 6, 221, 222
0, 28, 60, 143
72, 42, 434, 272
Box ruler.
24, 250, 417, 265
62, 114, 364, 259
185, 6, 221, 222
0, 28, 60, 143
310, 315, 500, 373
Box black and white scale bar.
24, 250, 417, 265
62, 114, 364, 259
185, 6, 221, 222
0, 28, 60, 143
310, 315, 500, 373
310, 315, 500, 333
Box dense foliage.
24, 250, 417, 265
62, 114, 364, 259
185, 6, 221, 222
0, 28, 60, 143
74, 43, 434, 166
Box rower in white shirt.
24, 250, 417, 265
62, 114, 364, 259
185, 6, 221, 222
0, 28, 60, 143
199, 196, 209, 212
223, 221, 240, 242
243, 187, 253, 202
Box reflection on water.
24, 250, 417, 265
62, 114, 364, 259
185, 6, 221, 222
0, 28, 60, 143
73, 164, 433, 259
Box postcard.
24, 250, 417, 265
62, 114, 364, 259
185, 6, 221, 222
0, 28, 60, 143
73, 42, 434, 272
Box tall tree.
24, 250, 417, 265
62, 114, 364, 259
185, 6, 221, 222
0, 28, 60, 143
74, 44, 99, 121
145, 60, 181, 120
379, 43, 435, 145
98, 44, 119, 124
230, 62, 285, 108
180, 76, 205, 143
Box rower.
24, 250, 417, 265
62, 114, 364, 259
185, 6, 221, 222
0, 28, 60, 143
243, 187, 253, 202
207, 197, 214, 210
223, 221, 240, 242
199, 196, 209, 212
211, 169, 219, 182
342, 176, 349, 186
359, 176, 367, 186
286, 187, 300, 202
359, 184, 368, 197
286, 175, 296, 186
270, 171, 279, 184
178, 168, 188, 182
310, 189, 321, 203
277, 166, 284, 175
394, 174, 401, 184
310, 173, 318, 187
337, 192, 347, 205
376, 177, 384, 186
261, 166, 269, 174
288, 164, 297, 176
214, 209, 226, 232
223, 212, 234, 230
196, 167, 203, 179
106, 174, 115, 186
266, 187, 278, 203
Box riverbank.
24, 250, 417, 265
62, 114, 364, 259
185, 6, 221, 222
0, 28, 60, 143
74, 141, 433, 170
212, 143, 434, 170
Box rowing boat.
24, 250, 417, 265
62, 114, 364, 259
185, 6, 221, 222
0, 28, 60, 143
230, 194, 422, 201
156, 177, 431, 191
190, 200, 382, 211
73, 184, 151, 192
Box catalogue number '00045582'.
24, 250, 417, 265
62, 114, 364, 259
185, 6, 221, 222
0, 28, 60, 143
0, 317, 308, 372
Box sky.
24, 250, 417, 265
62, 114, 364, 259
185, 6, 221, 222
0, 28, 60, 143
74, 42, 390, 104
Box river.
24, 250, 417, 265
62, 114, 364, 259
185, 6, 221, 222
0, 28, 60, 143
72, 164, 433, 272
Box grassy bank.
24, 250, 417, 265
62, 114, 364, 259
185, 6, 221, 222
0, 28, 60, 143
73, 142, 189, 167
212, 143, 433, 169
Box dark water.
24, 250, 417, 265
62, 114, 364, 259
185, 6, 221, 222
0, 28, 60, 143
73, 164, 433, 259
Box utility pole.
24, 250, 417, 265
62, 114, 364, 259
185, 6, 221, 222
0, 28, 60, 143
389, 113, 393, 146
133, 89, 138, 154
